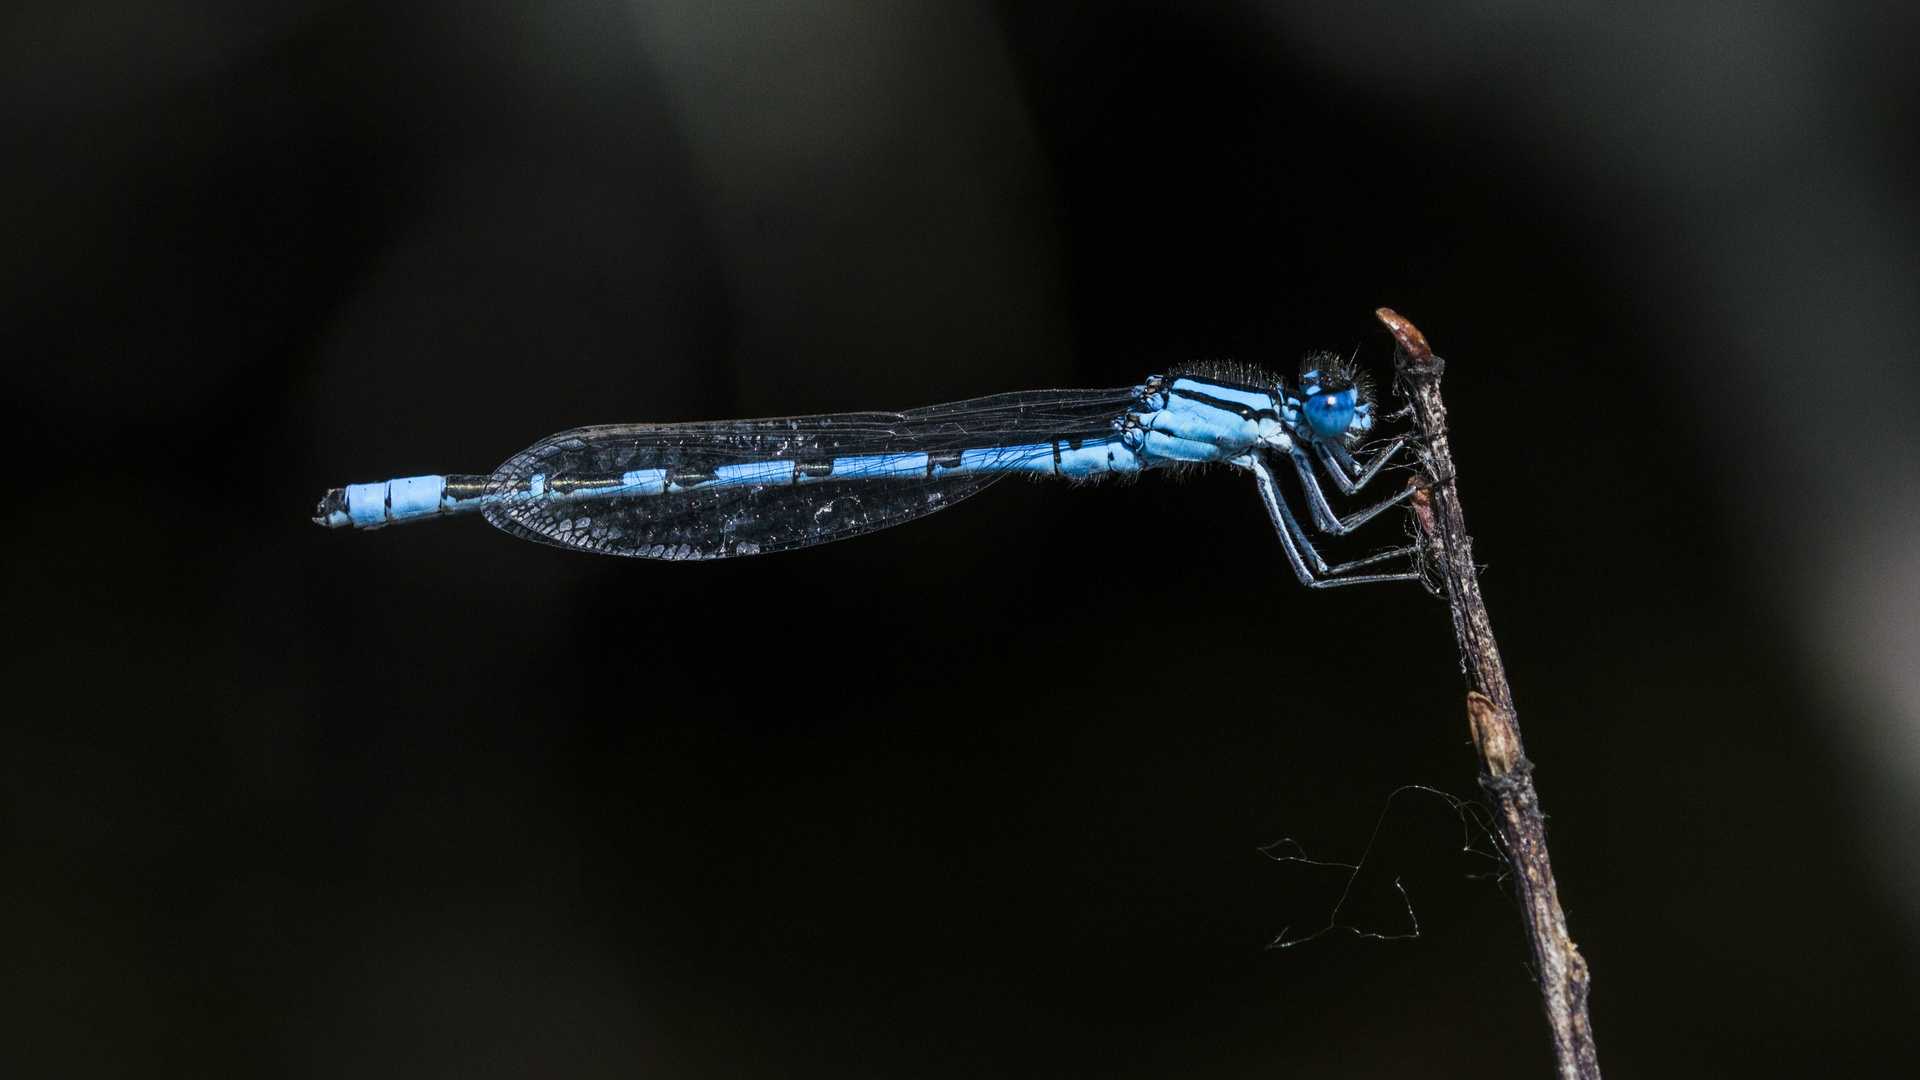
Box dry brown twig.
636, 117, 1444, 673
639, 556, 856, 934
1379, 308, 1601, 1080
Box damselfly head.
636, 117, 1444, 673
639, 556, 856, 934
1297, 351, 1375, 443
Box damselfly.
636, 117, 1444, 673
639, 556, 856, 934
315, 355, 1420, 587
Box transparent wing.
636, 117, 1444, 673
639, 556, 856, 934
481, 387, 1141, 559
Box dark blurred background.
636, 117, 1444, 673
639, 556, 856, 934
4, 1, 1918, 1076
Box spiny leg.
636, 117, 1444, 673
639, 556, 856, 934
1266, 456, 1408, 578
1323, 543, 1421, 574
1313, 440, 1360, 483
1302, 516, 1422, 583
1307, 563, 1427, 589
1272, 471, 1418, 579
1252, 453, 1422, 587
1314, 436, 1407, 496
1250, 453, 1324, 585
1290, 445, 1425, 536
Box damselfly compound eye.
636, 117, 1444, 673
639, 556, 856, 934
1304, 388, 1358, 438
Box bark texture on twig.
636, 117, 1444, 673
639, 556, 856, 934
1380, 308, 1600, 1080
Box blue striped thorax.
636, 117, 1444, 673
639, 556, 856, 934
1121, 357, 1377, 470
1122, 371, 1294, 467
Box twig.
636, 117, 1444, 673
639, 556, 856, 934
1381, 308, 1601, 1080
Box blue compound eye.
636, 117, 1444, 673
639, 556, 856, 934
1303, 388, 1358, 438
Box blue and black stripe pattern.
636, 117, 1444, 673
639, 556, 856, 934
314, 354, 1420, 586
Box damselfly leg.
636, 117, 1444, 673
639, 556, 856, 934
1250, 451, 1422, 588
1288, 445, 1425, 537
1312, 437, 1406, 496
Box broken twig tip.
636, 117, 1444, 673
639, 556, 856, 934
1375, 307, 1439, 373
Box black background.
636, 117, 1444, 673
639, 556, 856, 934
4, 2, 1917, 1076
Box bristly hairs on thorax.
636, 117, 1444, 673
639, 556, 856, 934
1163, 359, 1284, 394
1161, 354, 1377, 412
